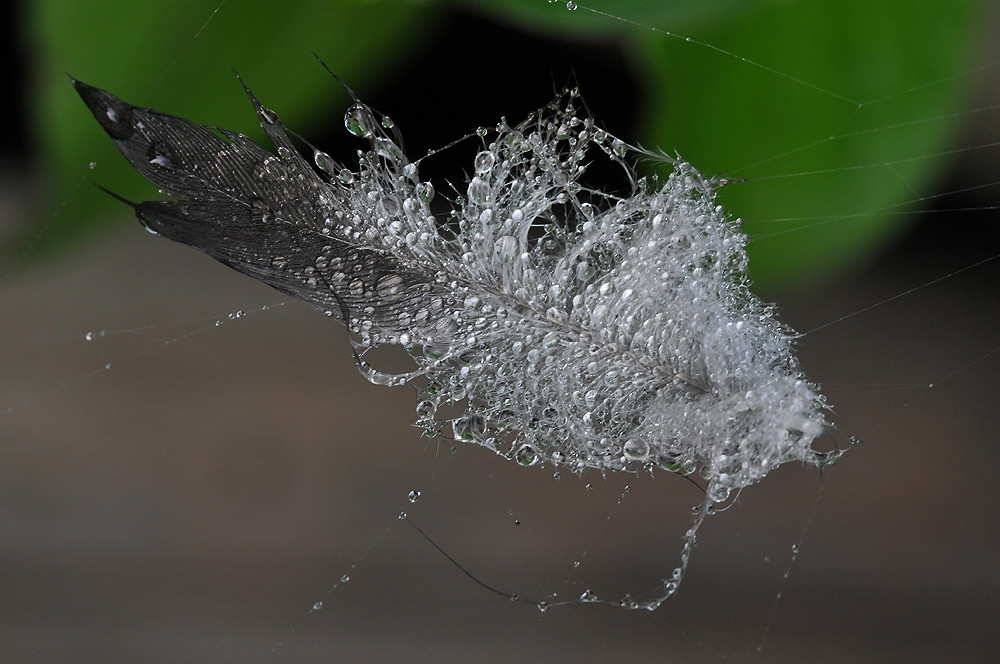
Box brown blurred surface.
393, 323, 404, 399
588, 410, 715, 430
1, 214, 998, 663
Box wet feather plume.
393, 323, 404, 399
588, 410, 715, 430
74, 74, 842, 607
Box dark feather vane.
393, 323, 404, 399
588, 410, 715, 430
73, 78, 444, 335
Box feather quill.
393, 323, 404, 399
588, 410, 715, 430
74, 76, 842, 607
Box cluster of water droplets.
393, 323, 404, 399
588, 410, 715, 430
299, 88, 837, 511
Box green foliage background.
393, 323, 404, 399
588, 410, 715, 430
22, 0, 984, 288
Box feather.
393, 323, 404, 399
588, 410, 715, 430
73, 76, 842, 606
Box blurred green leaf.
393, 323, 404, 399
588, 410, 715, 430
631, 0, 982, 287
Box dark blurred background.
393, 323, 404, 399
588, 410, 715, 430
2, 1, 999, 662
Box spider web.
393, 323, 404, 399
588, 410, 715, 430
1, 1, 998, 662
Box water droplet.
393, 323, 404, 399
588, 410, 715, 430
791, 544, 800, 554
474, 150, 495, 174
708, 482, 731, 503
398, 511, 407, 519
344, 103, 375, 137
566, 1, 578, 10
314, 150, 337, 175
526, 349, 541, 363
416, 181, 435, 203
312, 601, 324, 610
515, 444, 539, 466
375, 137, 405, 163
341, 574, 350, 583
467, 176, 489, 204
579, 589, 596, 602
622, 439, 649, 460
407, 489, 421, 503
84, 331, 94, 341
376, 274, 405, 297
453, 414, 485, 441
88, 161, 97, 170
537, 601, 549, 612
